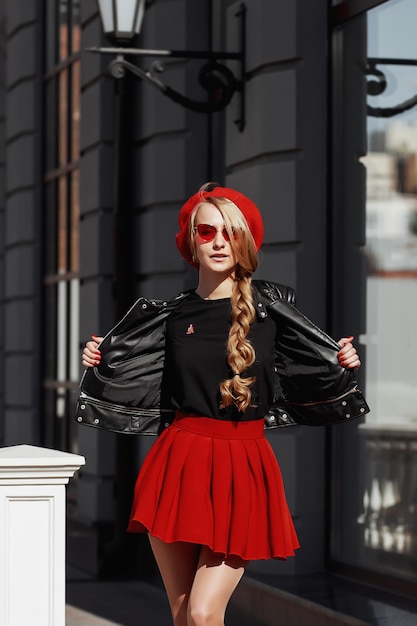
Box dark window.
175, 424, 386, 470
43, 0, 81, 453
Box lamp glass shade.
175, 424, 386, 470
96, 0, 112, 33
97, 0, 146, 44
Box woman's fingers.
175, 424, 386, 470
81, 335, 103, 368
339, 350, 361, 369
337, 336, 361, 370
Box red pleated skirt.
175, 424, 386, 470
127, 414, 300, 561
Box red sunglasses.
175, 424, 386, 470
193, 223, 239, 243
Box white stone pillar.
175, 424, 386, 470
0, 444, 85, 626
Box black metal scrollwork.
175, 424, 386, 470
88, 3, 247, 130
196, 61, 238, 112
366, 64, 387, 97
366, 58, 417, 118
108, 56, 240, 114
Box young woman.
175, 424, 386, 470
81, 183, 360, 626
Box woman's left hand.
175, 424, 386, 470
337, 336, 361, 370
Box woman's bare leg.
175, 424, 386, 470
149, 535, 200, 626
187, 546, 248, 626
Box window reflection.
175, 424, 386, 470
358, 436, 417, 558
363, 124, 417, 276
358, 0, 417, 577
331, 0, 417, 585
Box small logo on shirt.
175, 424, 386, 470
186, 324, 195, 335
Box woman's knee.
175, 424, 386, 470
187, 602, 221, 626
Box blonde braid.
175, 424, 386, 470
219, 269, 256, 412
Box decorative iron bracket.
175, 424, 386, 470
86, 3, 246, 131
366, 57, 417, 118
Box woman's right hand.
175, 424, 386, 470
82, 335, 103, 368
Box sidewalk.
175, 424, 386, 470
66, 567, 417, 626
66, 568, 171, 626
66, 605, 121, 626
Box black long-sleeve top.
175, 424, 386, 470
164, 291, 277, 421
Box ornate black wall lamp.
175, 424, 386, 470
87, 0, 247, 131
366, 57, 417, 118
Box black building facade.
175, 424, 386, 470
1, 0, 417, 620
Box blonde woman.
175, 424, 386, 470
82, 183, 360, 626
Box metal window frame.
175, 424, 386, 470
331, 0, 389, 24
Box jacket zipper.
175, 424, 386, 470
79, 392, 161, 416
280, 385, 359, 408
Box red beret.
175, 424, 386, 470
176, 186, 264, 266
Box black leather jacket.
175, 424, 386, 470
76, 280, 369, 434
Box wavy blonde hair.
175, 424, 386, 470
189, 193, 260, 412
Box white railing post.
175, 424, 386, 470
0, 444, 85, 626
